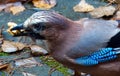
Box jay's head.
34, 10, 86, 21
11, 11, 69, 40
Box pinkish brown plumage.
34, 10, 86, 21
11, 11, 120, 76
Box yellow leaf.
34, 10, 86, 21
10, 5, 25, 15
32, 0, 56, 10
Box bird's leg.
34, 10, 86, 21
81, 72, 91, 76
73, 71, 91, 76
73, 71, 81, 76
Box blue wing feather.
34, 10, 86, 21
75, 48, 120, 66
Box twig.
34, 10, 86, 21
0, 25, 4, 38
105, 0, 115, 6
0, 64, 9, 70
48, 66, 60, 76
8, 66, 17, 76
1, 51, 31, 64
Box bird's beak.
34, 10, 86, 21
11, 23, 24, 30
10, 23, 27, 36
10, 23, 46, 39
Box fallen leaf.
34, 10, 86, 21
10, 2, 25, 15
73, 0, 95, 12
0, 5, 6, 12
116, 11, 120, 19
0, 64, 9, 70
13, 42, 27, 50
1, 40, 18, 53
0, 2, 25, 15
115, 0, 120, 4
107, 0, 115, 3
30, 45, 48, 56
2, 40, 28, 52
22, 72, 36, 76
32, 0, 56, 10
5, 64, 13, 74
0, 3, 13, 12
90, 6, 116, 18
15, 57, 41, 67
0, 0, 27, 4
107, 0, 120, 4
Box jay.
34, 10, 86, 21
11, 11, 120, 76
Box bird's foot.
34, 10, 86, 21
72, 71, 91, 76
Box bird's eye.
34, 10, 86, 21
33, 24, 40, 29
32, 23, 46, 31
33, 24, 39, 28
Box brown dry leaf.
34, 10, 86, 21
10, 2, 25, 15
107, 0, 115, 3
73, 0, 94, 12
22, 72, 36, 76
0, 5, 6, 12
0, 0, 27, 4
107, 0, 120, 4
0, 64, 9, 70
0, 3, 13, 12
15, 57, 41, 67
1, 40, 28, 53
115, 0, 120, 4
0, 0, 16, 4
13, 42, 27, 50
30, 45, 48, 56
90, 6, 116, 18
0, 63, 13, 75
112, 11, 120, 20
0, 2, 25, 15
2, 40, 18, 53
5, 64, 13, 74
10, 6, 25, 15
2, 40, 27, 53
32, 0, 56, 10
